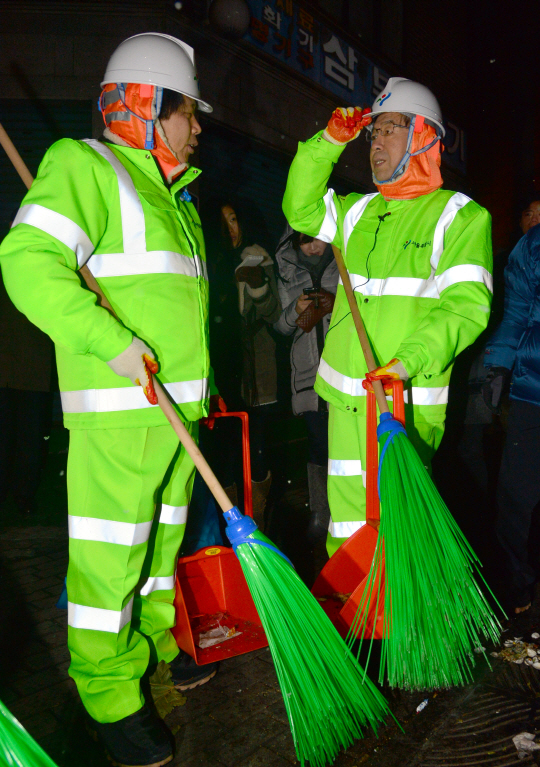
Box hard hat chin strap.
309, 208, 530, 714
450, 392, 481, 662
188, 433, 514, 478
375, 115, 442, 186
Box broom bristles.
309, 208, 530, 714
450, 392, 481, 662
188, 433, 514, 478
350, 428, 502, 691
233, 527, 392, 767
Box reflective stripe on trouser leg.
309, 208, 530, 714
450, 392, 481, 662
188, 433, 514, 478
132, 421, 198, 666
326, 404, 368, 557
66, 423, 194, 723
326, 403, 445, 558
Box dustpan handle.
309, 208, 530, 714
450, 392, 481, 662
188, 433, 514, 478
331, 245, 389, 414
154, 380, 234, 513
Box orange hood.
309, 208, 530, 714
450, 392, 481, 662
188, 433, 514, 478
100, 82, 187, 183
374, 122, 443, 200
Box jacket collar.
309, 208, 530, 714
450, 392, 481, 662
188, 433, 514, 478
103, 140, 202, 190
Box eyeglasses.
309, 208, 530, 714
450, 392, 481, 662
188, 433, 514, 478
365, 123, 409, 142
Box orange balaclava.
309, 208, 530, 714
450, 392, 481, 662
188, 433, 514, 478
374, 116, 443, 201
100, 83, 187, 183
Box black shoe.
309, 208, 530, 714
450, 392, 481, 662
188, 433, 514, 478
87, 703, 173, 767
169, 650, 218, 690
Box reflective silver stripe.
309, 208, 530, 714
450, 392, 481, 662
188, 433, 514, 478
318, 359, 448, 406
342, 193, 379, 254
105, 112, 131, 123
318, 358, 365, 397
12, 204, 95, 267
430, 192, 471, 272
102, 87, 121, 107
437, 264, 493, 294
316, 189, 338, 243
345, 262, 492, 299
139, 575, 176, 596
87, 251, 208, 280
407, 386, 448, 406
328, 459, 366, 483
83, 139, 146, 254
346, 273, 439, 299
61, 378, 208, 413
68, 516, 152, 546
160, 504, 188, 525
329, 519, 365, 538
68, 597, 133, 633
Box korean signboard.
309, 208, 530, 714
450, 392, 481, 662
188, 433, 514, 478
244, 0, 466, 174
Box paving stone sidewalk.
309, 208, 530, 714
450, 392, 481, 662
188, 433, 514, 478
0, 524, 529, 767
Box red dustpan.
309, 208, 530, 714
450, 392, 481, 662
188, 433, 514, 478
311, 380, 405, 640
172, 411, 268, 664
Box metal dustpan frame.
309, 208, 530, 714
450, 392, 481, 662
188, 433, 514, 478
173, 410, 268, 664
311, 381, 405, 639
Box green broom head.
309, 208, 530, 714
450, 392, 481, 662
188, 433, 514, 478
348, 414, 503, 691
224, 507, 392, 767
0, 697, 59, 766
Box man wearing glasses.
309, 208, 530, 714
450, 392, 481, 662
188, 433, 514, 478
283, 77, 493, 556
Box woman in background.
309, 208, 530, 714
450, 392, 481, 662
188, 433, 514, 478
274, 227, 337, 544
205, 199, 281, 527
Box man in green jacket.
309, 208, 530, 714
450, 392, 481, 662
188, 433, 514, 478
0, 33, 217, 767
283, 78, 493, 557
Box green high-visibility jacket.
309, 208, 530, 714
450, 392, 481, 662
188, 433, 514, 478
0, 138, 210, 429
283, 132, 493, 427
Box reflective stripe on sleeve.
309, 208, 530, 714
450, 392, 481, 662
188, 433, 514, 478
139, 575, 176, 596
328, 519, 366, 538
430, 192, 472, 272
316, 189, 338, 243
68, 516, 152, 546
87, 251, 208, 280
83, 139, 146, 254
342, 193, 379, 254
345, 263, 493, 299
68, 597, 133, 633
12, 204, 95, 267
318, 359, 448, 406
61, 378, 208, 413
159, 504, 188, 525
436, 263, 493, 294
328, 459, 366, 483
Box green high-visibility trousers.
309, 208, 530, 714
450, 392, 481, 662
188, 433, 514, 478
326, 404, 444, 557
66, 422, 197, 723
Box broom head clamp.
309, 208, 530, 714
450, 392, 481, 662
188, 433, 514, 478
224, 507, 258, 543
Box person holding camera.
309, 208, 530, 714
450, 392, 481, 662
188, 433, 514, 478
274, 227, 338, 543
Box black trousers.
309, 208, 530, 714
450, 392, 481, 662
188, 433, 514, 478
0, 388, 52, 508
302, 410, 329, 467
496, 399, 540, 607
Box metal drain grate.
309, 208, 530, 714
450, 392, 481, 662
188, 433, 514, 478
411, 663, 540, 766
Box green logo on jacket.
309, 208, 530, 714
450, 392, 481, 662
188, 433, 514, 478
403, 239, 432, 250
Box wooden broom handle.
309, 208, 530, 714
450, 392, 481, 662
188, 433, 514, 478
0, 121, 113, 312
331, 244, 389, 414
0, 122, 233, 512
154, 380, 233, 513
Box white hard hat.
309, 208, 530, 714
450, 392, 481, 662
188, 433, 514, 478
101, 33, 212, 113
366, 77, 444, 137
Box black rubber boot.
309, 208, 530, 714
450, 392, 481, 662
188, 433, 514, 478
87, 703, 173, 767
169, 649, 218, 690
306, 462, 331, 546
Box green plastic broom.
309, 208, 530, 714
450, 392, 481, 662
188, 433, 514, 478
0, 698, 60, 767
154, 379, 392, 766
331, 245, 503, 691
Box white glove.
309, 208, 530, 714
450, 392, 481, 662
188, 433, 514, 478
106, 337, 159, 404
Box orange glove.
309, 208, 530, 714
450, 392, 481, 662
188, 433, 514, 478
362, 358, 408, 394
106, 337, 159, 405
323, 107, 372, 146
